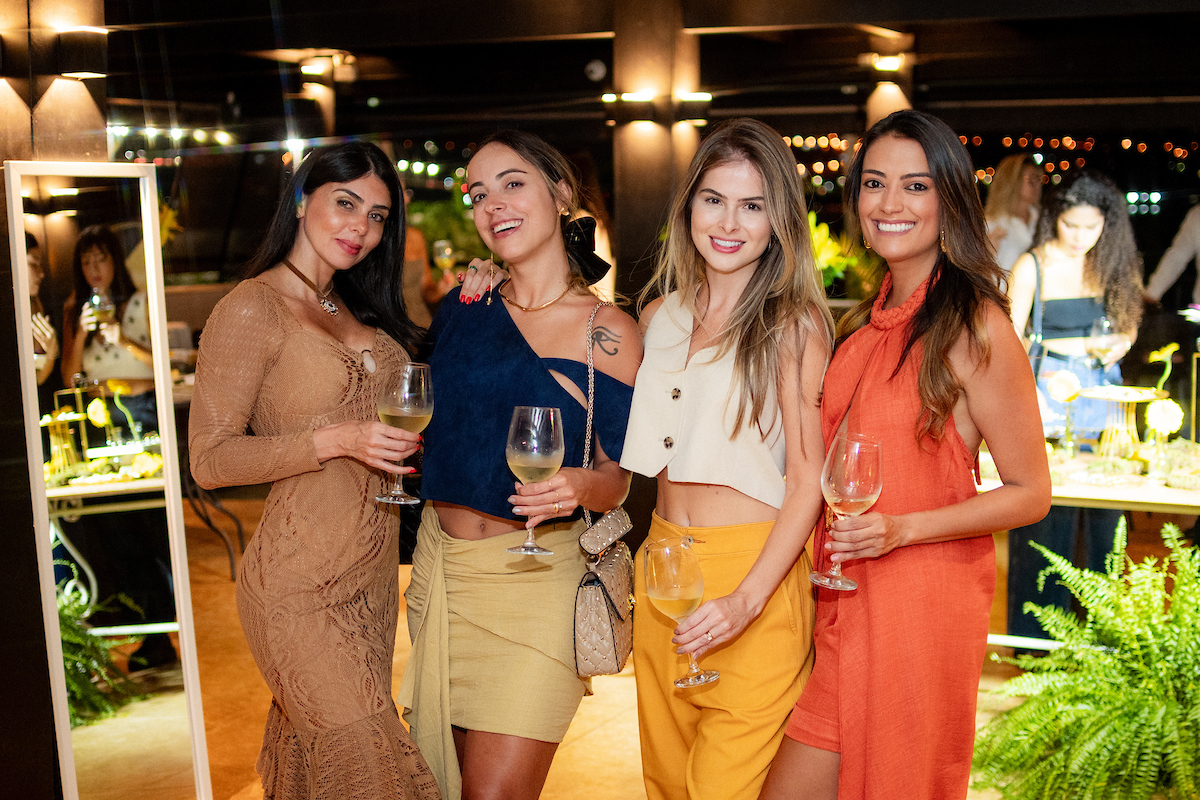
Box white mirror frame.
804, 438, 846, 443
4, 160, 211, 800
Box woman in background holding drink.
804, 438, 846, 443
400, 130, 641, 800
61, 224, 156, 432
763, 110, 1050, 799
1004, 169, 1143, 641
620, 118, 833, 800
189, 142, 439, 799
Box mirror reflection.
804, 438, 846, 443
10, 164, 206, 800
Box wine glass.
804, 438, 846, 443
810, 432, 883, 592
644, 536, 719, 688
432, 239, 456, 273
375, 363, 434, 505
505, 406, 565, 556
1085, 317, 1122, 377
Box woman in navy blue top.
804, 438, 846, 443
397, 130, 642, 800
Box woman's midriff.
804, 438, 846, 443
653, 476, 778, 528
432, 501, 530, 540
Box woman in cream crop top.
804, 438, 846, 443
619, 119, 834, 800
622, 291, 786, 508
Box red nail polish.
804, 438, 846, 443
474, 293, 482, 301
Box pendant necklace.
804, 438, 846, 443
283, 259, 338, 316
498, 284, 571, 312
360, 349, 376, 374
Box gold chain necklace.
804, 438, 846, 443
283, 259, 338, 316
497, 284, 571, 312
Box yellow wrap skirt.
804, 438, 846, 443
397, 506, 589, 800
634, 513, 815, 800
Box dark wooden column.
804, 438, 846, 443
1, 2, 106, 796
611, 0, 703, 546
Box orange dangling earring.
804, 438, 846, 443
940, 229, 948, 253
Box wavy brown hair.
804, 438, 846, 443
1033, 169, 1143, 335
641, 117, 834, 438
839, 110, 1010, 444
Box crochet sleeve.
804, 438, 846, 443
188, 283, 323, 489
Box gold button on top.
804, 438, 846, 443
664, 437, 674, 449
671, 388, 681, 400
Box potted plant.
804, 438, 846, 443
972, 519, 1199, 799
56, 565, 144, 726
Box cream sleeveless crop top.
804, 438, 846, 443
620, 291, 786, 508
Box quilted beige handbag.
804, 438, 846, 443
574, 302, 635, 678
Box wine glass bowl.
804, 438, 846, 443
375, 362, 434, 505
644, 536, 719, 688
505, 406, 565, 556
1085, 317, 1122, 374
810, 432, 883, 592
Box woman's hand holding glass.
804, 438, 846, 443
644, 536, 719, 688
376, 363, 434, 505
811, 433, 883, 591
505, 406, 564, 555
1085, 316, 1130, 371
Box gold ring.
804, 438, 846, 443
706, 631, 714, 642
554, 501, 561, 514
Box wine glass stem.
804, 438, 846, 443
687, 651, 702, 675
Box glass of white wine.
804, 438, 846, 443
505, 406, 565, 556
644, 536, 718, 688
375, 362, 434, 505
810, 432, 882, 592
1085, 317, 1122, 376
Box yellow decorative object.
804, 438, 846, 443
1046, 370, 1082, 403
1149, 342, 1179, 391
1147, 398, 1185, 435
105, 380, 139, 436
85, 397, 110, 427
1077, 385, 1167, 460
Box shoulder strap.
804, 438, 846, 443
1029, 251, 1044, 347
581, 301, 611, 528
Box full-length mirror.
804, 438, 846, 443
5, 161, 211, 800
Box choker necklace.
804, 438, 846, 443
283, 259, 338, 316
498, 284, 571, 312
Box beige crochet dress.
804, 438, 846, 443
190, 280, 440, 800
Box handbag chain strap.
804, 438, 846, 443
581, 301, 610, 529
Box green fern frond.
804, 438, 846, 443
973, 523, 1200, 800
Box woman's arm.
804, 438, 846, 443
1007, 250, 1038, 341
673, 317, 829, 656
825, 303, 1051, 562
510, 304, 644, 527
32, 313, 59, 386
189, 290, 420, 490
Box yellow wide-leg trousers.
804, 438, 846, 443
633, 513, 814, 800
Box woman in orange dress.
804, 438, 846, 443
761, 110, 1051, 799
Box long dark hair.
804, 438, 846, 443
1033, 169, 1142, 335
245, 141, 420, 353
67, 224, 136, 349
841, 110, 1010, 443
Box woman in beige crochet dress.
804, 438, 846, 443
190, 142, 440, 800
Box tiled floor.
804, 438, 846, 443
68, 495, 1184, 800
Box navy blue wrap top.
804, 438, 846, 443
420, 287, 635, 521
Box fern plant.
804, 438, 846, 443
56, 565, 145, 726
973, 518, 1200, 799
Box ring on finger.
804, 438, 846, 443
467, 264, 479, 270
553, 501, 561, 514
706, 631, 714, 642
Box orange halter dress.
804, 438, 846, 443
786, 273, 994, 800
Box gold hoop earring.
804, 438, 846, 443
864, 240, 872, 250
940, 229, 947, 253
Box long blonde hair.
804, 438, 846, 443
984, 153, 1038, 222
641, 118, 834, 437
